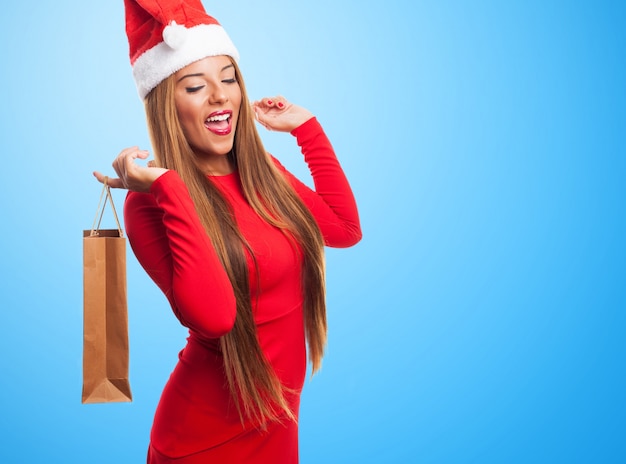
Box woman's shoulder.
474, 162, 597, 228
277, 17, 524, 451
124, 190, 158, 221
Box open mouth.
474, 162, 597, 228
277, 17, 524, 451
204, 110, 232, 135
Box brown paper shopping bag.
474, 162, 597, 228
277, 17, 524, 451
82, 179, 132, 403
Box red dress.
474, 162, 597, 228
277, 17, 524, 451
124, 118, 361, 463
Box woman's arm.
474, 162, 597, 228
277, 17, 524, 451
125, 171, 236, 339
287, 117, 362, 247
272, 119, 362, 247
95, 147, 236, 339
253, 97, 362, 248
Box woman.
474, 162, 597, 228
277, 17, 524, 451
95, 1, 361, 462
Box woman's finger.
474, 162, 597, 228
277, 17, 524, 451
94, 147, 150, 190
253, 96, 287, 111
92, 171, 126, 189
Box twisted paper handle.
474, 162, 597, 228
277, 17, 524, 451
90, 176, 124, 237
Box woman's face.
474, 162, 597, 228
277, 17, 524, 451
174, 55, 242, 174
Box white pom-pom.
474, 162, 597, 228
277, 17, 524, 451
163, 21, 188, 49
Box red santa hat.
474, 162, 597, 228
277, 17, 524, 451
124, 0, 239, 99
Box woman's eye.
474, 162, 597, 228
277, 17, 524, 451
222, 78, 237, 84
186, 86, 204, 93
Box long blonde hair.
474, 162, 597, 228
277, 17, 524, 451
144, 58, 326, 426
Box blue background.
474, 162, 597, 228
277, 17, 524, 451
1, 1, 624, 462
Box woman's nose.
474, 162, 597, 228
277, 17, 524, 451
209, 86, 228, 105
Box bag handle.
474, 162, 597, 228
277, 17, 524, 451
90, 177, 124, 237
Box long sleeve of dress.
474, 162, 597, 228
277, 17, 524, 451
124, 172, 237, 340
280, 117, 362, 248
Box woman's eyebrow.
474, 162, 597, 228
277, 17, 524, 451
177, 65, 234, 83
177, 73, 204, 83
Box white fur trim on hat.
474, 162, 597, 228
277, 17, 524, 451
132, 22, 240, 99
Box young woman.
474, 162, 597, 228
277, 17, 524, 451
95, 1, 361, 462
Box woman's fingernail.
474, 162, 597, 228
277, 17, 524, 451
277, 102, 284, 108
267, 100, 273, 105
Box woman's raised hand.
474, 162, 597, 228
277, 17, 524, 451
93, 146, 168, 193
252, 96, 314, 133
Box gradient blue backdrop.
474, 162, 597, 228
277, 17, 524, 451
1, 1, 624, 463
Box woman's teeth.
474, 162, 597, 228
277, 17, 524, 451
206, 114, 229, 123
